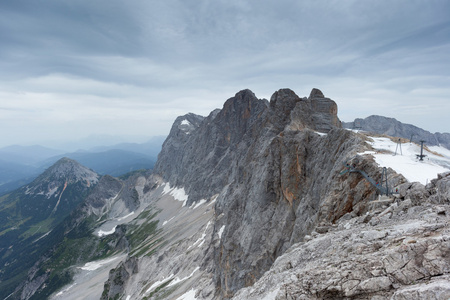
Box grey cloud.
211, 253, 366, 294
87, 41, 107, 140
0, 0, 449, 147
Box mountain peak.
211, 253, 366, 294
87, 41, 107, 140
45, 157, 98, 183
24, 157, 99, 199
309, 88, 325, 99
222, 89, 261, 118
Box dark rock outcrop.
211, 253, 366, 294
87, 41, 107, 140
101, 257, 138, 300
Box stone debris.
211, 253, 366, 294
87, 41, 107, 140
232, 198, 450, 300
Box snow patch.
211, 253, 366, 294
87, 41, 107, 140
168, 267, 200, 287
46, 186, 59, 198
188, 221, 211, 250
33, 230, 52, 243
146, 274, 175, 294
176, 289, 198, 300
359, 150, 377, 155
314, 131, 327, 136
191, 199, 207, 209
97, 225, 117, 237
125, 296, 131, 300
429, 145, 450, 158
162, 183, 189, 206
207, 195, 218, 206
217, 225, 225, 239
79, 256, 121, 271
180, 119, 191, 126
162, 183, 172, 194
55, 284, 76, 297
162, 216, 175, 226
117, 211, 134, 221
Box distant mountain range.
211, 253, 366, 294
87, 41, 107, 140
342, 115, 450, 149
0, 137, 165, 195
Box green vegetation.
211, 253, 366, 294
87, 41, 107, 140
127, 211, 160, 254
0, 160, 165, 299
28, 269, 72, 300
0, 181, 95, 299
20, 217, 54, 239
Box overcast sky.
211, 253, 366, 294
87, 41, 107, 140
1, 0, 449, 149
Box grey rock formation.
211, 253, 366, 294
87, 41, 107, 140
231, 169, 450, 299
101, 257, 138, 300
436, 132, 450, 149
153, 88, 395, 297
343, 115, 450, 149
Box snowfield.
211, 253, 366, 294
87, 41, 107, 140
360, 136, 450, 185
162, 183, 189, 206
96, 225, 117, 237
180, 119, 191, 126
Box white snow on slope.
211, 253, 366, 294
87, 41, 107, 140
176, 289, 198, 300
429, 145, 450, 161
314, 131, 327, 136
168, 267, 200, 287
361, 137, 450, 185
97, 225, 117, 237
80, 256, 123, 271
55, 284, 76, 297
188, 221, 211, 250
191, 199, 207, 209
162, 183, 189, 207
217, 225, 225, 239
146, 274, 175, 294
180, 119, 191, 126
117, 211, 135, 221
162, 216, 175, 226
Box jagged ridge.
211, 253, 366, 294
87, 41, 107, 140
153, 88, 393, 297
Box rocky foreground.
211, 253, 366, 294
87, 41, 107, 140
233, 195, 450, 299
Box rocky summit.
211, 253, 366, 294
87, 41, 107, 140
96, 88, 448, 299
3, 88, 449, 300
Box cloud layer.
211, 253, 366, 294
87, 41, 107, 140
1, 0, 449, 148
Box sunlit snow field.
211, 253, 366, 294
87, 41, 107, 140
360, 136, 450, 185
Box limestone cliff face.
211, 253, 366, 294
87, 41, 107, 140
154, 88, 389, 297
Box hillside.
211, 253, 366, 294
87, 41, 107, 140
0, 158, 99, 298
0, 158, 152, 299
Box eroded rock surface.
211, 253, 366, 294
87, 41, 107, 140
153, 88, 399, 297
232, 198, 450, 300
